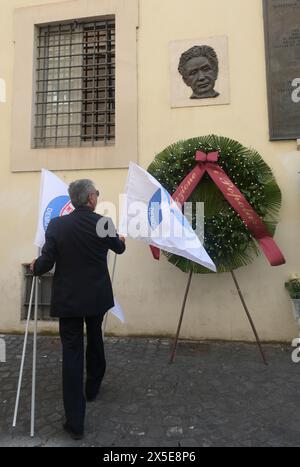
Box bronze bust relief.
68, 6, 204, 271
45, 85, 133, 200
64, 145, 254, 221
178, 45, 219, 99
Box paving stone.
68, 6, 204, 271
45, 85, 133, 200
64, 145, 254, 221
1, 335, 300, 446
166, 426, 184, 437
180, 438, 198, 447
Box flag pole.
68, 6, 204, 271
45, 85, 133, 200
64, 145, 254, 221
30, 248, 41, 437
111, 252, 118, 284
12, 276, 36, 427
230, 270, 267, 365
30, 271, 39, 437
169, 269, 193, 364
103, 253, 118, 335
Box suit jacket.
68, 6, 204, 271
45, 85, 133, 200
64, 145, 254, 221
33, 206, 126, 318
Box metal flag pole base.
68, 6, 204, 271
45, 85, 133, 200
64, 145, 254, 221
12, 276, 36, 428
169, 270, 193, 364
230, 270, 268, 366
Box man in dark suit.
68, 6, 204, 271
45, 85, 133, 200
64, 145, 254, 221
30, 179, 126, 440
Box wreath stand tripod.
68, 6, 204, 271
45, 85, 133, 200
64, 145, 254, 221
169, 269, 267, 365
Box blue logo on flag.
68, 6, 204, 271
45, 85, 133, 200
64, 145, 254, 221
148, 188, 187, 230
148, 189, 163, 230
43, 196, 73, 231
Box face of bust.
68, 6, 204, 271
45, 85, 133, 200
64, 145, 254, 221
182, 56, 219, 99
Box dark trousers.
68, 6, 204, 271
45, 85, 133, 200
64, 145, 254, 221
59, 315, 106, 433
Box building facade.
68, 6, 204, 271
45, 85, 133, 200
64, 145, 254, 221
0, 0, 299, 342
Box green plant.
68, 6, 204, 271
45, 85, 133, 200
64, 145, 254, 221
285, 275, 300, 299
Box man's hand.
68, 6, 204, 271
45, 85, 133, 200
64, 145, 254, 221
119, 235, 126, 243
30, 259, 36, 274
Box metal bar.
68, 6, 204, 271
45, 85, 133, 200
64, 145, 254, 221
30, 277, 39, 437
97, 25, 103, 143
104, 20, 108, 144
91, 22, 96, 145
35, 122, 114, 128
37, 27, 114, 39
37, 52, 111, 60
36, 86, 114, 93
37, 63, 115, 71
76, 22, 84, 147
38, 41, 112, 48
68, 24, 72, 146
35, 26, 43, 144
169, 270, 193, 364
35, 110, 109, 116
40, 24, 50, 148
230, 271, 268, 365
36, 75, 114, 81
12, 277, 36, 428
34, 132, 114, 140
107, 21, 114, 142
35, 143, 114, 149
80, 25, 87, 145
54, 23, 62, 147
36, 98, 114, 105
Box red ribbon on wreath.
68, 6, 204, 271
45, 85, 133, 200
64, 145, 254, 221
150, 150, 285, 266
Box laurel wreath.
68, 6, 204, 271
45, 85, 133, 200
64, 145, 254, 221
147, 135, 282, 273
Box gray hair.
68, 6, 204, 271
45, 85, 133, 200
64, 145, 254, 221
178, 45, 219, 77
68, 179, 96, 208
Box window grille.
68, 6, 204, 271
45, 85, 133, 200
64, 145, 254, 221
34, 17, 115, 148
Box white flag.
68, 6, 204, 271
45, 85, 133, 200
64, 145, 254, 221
120, 162, 216, 272
34, 170, 125, 322
107, 251, 125, 324
34, 169, 74, 249
110, 300, 125, 323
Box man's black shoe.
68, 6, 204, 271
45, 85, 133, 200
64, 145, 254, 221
63, 422, 84, 440
85, 382, 101, 402
85, 390, 98, 402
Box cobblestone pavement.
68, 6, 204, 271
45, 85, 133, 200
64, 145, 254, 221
0, 334, 299, 447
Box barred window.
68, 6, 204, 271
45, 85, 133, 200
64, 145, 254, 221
35, 17, 115, 148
